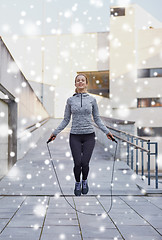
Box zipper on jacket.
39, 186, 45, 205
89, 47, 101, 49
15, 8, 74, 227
81, 93, 82, 107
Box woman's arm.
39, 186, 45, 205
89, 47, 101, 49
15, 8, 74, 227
92, 98, 110, 134
92, 98, 115, 141
52, 98, 71, 137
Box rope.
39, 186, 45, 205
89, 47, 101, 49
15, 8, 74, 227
47, 140, 118, 216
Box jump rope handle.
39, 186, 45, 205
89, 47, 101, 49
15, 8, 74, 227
109, 135, 117, 143
47, 137, 53, 144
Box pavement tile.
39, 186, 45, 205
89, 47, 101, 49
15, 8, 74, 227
78, 218, 114, 229
118, 225, 162, 239
81, 226, 121, 238
83, 238, 122, 240
0, 219, 9, 232
44, 218, 78, 226
41, 232, 81, 240
146, 220, 162, 228
7, 215, 44, 228
0, 213, 14, 218
42, 225, 80, 235
120, 237, 162, 240
0, 227, 41, 240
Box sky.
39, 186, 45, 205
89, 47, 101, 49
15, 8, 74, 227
0, 0, 162, 36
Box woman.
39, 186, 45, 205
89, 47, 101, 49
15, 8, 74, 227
48, 74, 114, 196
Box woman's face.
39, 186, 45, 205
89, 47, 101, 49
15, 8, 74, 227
75, 75, 88, 90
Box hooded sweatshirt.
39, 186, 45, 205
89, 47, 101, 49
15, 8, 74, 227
53, 93, 110, 136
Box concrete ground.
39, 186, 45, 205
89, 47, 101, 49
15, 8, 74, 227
0, 127, 162, 240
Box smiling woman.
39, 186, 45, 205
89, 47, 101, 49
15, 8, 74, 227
74, 73, 88, 94
48, 73, 115, 196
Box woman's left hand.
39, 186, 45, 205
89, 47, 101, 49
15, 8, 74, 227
106, 132, 115, 141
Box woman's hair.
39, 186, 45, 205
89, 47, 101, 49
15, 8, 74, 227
75, 73, 88, 94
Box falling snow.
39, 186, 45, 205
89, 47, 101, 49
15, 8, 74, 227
0, 1, 161, 240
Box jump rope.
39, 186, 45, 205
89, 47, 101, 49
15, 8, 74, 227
47, 135, 118, 217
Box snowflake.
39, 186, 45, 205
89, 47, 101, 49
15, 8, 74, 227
33, 205, 46, 217
65, 175, 71, 181
0, 112, 5, 117
71, 23, 84, 35
99, 226, 105, 232
64, 10, 72, 18
26, 174, 32, 179
44, 159, 50, 165
90, 0, 103, 8
59, 234, 66, 239
10, 152, 15, 157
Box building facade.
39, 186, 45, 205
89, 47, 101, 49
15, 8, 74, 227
110, 4, 162, 170
1, 4, 162, 172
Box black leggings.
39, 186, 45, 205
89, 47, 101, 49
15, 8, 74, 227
69, 132, 96, 182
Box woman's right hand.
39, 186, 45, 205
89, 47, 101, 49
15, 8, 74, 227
106, 132, 114, 141
47, 133, 56, 143
50, 133, 56, 141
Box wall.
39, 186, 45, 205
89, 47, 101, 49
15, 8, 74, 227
2, 32, 110, 118
0, 99, 8, 178
0, 38, 49, 129
0, 37, 49, 178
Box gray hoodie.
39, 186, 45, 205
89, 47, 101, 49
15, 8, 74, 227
53, 93, 110, 136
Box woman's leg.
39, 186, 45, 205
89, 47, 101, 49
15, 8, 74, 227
81, 132, 95, 180
69, 134, 82, 182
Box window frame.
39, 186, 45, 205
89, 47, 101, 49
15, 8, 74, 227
110, 7, 125, 17
137, 97, 162, 108
137, 68, 162, 78
137, 127, 162, 137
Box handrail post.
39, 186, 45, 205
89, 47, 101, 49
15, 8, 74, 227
136, 138, 138, 174
131, 136, 134, 170
147, 142, 150, 185
127, 136, 129, 166
155, 142, 158, 189
103, 122, 159, 189
141, 140, 144, 177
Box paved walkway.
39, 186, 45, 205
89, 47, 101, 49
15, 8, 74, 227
0, 128, 162, 240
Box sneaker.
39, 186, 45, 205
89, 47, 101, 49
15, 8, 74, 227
74, 182, 81, 196
82, 179, 89, 194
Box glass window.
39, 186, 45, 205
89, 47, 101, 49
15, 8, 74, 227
137, 98, 162, 108
137, 98, 150, 108
137, 69, 150, 78
138, 127, 162, 137
110, 8, 125, 17
77, 71, 109, 98
150, 68, 162, 77
137, 68, 162, 78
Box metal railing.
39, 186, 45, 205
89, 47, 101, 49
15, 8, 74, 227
106, 125, 158, 189
17, 117, 50, 141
